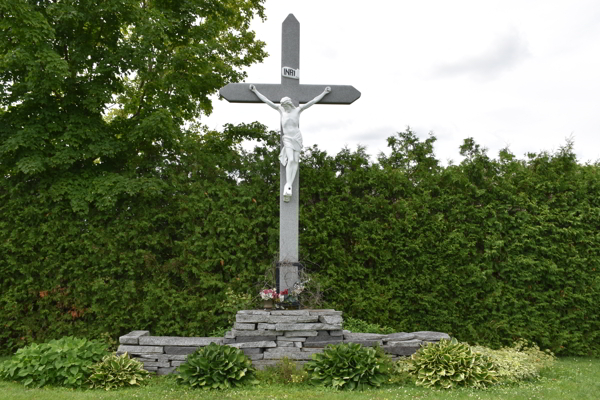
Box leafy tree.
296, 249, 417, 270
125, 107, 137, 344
0, 0, 267, 199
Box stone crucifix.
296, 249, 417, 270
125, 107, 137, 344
219, 14, 360, 294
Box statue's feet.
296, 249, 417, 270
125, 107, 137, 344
283, 184, 292, 203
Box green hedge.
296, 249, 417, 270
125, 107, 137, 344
1, 127, 598, 356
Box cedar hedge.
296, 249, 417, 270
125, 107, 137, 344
1, 126, 598, 356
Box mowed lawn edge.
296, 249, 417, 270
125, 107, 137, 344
0, 357, 598, 400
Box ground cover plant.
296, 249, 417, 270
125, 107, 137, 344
305, 342, 392, 390
88, 353, 151, 390
0, 337, 107, 388
0, 357, 597, 399
407, 338, 498, 389
176, 343, 258, 389
254, 357, 309, 385
472, 339, 556, 383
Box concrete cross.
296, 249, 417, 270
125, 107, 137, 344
219, 14, 360, 295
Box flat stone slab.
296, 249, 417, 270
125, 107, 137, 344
225, 331, 235, 339
237, 315, 319, 323
275, 323, 342, 331
233, 329, 283, 337
344, 332, 388, 341
141, 361, 170, 368
302, 339, 343, 348
265, 347, 302, 354
277, 341, 294, 347
236, 315, 271, 323
269, 310, 310, 316
277, 336, 306, 342
171, 361, 186, 367
257, 323, 277, 330
382, 345, 420, 356
387, 339, 423, 346
247, 353, 264, 360
227, 341, 277, 349
411, 331, 451, 341
242, 348, 264, 355
139, 337, 223, 346
307, 310, 343, 316
301, 348, 325, 354
237, 310, 271, 315
236, 336, 279, 343
119, 331, 150, 345
305, 333, 337, 342
136, 354, 188, 361
284, 330, 318, 337
385, 332, 416, 341
156, 367, 176, 375
319, 315, 343, 324
234, 323, 256, 330
329, 330, 344, 336
117, 345, 164, 354
163, 346, 199, 355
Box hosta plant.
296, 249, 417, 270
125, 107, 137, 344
176, 343, 258, 389
0, 336, 107, 388
408, 338, 497, 389
304, 342, 391, 390
88, 352, 151, 390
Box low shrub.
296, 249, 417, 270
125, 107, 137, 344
88, 352, 151, 390
255, 357, 309, 384
408, 338, 497, 389
472, 339, 556, 383
0, 337, 108, 388
304, 342, 391, 390
176, 343, 258, 389
390, 356, 414, 385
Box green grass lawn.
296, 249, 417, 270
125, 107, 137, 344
0, 357, 598, 400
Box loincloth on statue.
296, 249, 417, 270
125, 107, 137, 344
279, 132, 303, 167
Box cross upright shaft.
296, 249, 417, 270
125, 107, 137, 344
219, 14, 360, 292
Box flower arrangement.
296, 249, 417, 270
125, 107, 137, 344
291, 280, 306, 296
259, 289, 288, 302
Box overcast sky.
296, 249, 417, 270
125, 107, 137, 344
202, 0, 600, 165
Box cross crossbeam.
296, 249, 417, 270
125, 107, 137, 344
219, 14, 360, 107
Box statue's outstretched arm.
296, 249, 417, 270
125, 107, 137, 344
299, 87, 331, 112
249, 85, 279, 110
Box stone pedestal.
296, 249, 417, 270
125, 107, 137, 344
117, 310, 450, 374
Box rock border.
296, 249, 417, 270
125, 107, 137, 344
117, 310, 450, 374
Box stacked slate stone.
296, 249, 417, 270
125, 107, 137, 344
226, 309, 344, 370
117, 331, 223, 375
343, 331, 451, 362
116, 310, 451, 374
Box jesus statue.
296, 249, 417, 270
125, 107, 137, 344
249, 84, 331, 202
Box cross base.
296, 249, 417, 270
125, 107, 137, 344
276, 261, 303, 299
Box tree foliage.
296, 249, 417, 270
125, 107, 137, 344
0, 0, 266, 198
